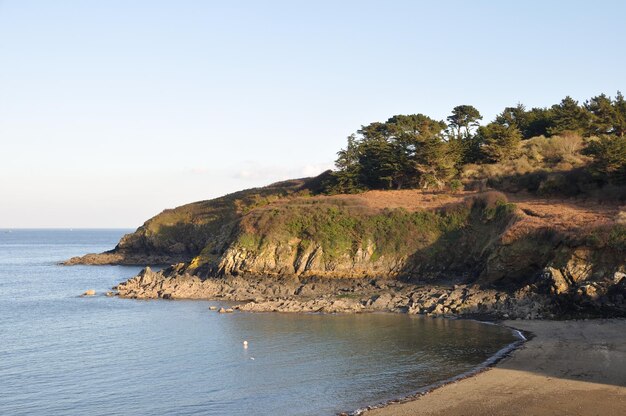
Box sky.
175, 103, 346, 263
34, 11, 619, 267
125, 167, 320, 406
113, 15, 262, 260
1, 0, 625, 228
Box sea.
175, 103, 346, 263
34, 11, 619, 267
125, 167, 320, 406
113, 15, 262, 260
0, 229, 519, 416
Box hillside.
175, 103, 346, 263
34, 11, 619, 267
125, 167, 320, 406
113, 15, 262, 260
66, 174, 625, 317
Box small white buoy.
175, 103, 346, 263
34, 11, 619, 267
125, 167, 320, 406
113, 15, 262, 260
250, 357, 255, 360
243, 340, 248, 348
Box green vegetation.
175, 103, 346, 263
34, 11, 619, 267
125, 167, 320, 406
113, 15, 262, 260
236, 193, 515, 262
330, 92, 626, 197
478, 123, 522, 163
584, 135, 626, 184
585, 224, 626, 252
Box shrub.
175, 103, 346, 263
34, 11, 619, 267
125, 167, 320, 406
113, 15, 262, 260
585, 224, 626, 251
583, 135, 626, 184
537, 133, 585, 163
449, 179, 464, 193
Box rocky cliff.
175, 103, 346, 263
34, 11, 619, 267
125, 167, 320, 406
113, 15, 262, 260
66, 175, 626, 317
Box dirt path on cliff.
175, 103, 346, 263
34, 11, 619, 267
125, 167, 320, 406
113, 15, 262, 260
365, 319, 626, 416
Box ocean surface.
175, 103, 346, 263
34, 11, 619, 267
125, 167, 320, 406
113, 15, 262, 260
0, 229, 518, 416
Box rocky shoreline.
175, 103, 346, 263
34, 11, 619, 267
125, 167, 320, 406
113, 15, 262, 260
114, 267, 560, 320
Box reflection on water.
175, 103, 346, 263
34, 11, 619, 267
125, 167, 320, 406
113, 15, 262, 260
0, 230, 517, 416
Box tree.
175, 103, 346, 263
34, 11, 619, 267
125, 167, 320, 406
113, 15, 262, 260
585, 93, 618, 135
613, 91, 626, 137
385, 114, 447, 142
446, 105, 483, 164
523, 107, 554, 138
383, 114, 448, 188
333, 134, 363, 192
478, 122, 522, 162
333, 114, 454, 191
357, 137, 400, 189
548, 96, 590, 136
583, 135, 626, 183
447, 105, 483, 140
346, 121, 401, 190
413, 135, 459, 189
495, 103, 527, 130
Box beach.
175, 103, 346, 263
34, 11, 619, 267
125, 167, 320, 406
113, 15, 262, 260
366, 319, 626, 416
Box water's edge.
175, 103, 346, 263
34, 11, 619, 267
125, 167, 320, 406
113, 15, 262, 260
346, 321, 529, 416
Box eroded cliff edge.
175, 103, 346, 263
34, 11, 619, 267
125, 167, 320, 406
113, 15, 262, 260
66, 177, 626, 318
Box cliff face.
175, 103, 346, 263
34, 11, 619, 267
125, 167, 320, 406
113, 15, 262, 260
204, 194, 518, 280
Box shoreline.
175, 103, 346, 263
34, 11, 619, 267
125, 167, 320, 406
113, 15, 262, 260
362, 319, 626, 416
347, 321, 529, 415
113, 269, 558, 320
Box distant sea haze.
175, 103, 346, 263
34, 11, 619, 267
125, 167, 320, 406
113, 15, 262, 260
0, 229, 517, 416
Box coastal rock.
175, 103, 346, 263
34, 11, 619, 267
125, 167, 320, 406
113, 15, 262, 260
113, 267, 571, 319
370, 293, 393, 310
83, 289, 96, 296
543, 267, 570, 295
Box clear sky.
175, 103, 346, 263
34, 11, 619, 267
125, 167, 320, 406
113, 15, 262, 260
1, 0, 625, 228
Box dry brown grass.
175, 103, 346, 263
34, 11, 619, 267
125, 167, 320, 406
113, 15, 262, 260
460, 134, 591, 184
293, 189, 471, 213
504, 193, 619, 242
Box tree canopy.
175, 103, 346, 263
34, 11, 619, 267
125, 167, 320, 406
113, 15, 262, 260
331, 92, 626, 192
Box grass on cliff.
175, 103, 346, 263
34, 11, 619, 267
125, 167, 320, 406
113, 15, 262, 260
236, 192, 515, 261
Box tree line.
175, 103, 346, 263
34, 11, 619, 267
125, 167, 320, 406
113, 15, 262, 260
332, 92, 626, 192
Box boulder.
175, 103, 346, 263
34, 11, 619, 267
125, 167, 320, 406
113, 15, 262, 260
83, 289, 96, 296
543, 267, 570, 295
370, 293, 393, 309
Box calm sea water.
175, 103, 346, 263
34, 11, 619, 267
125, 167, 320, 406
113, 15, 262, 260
0, 229, 518, 416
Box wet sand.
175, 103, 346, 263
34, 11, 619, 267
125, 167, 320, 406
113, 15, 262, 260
366, 319, 626, 416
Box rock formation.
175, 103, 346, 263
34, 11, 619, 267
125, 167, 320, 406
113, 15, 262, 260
65, 176, 626, 318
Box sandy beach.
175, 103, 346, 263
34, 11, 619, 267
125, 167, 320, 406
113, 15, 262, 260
366, 319, 626, 416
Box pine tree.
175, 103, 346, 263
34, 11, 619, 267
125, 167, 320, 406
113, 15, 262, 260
548, 96, 590, 136
479, 123, 522, 162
